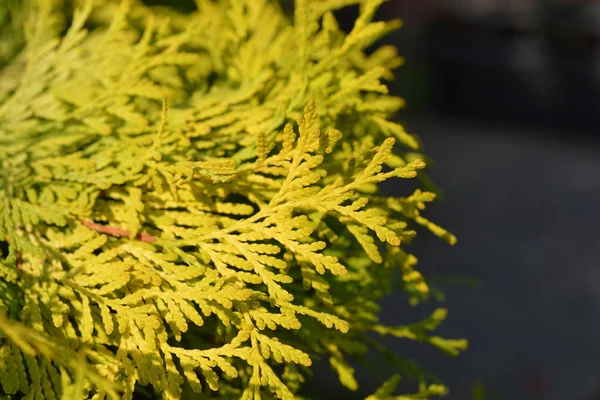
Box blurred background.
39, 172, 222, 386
307, 1, 600, 400
154, 0, 600, 398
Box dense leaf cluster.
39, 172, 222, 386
0, 0, 465, 399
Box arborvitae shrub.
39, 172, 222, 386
0, 0, 466, 398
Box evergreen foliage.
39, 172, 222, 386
0, 0, 466, 398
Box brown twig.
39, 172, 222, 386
80, 220, 155, 243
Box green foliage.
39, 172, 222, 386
0, 0, 465, 399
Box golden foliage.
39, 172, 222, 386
0, 1, 464, 398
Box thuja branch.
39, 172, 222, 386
0, 1, 463, 399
